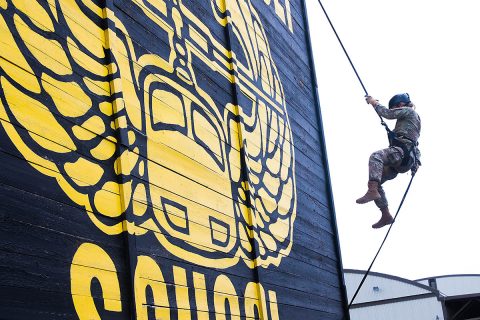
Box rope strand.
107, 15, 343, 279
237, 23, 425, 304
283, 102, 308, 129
316, 0, 389, 128
316, 0, 368, 96
348, 173, 416, 308
314, 0, 418, 310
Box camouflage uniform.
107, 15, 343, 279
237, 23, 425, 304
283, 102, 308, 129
368, 103, 421, 208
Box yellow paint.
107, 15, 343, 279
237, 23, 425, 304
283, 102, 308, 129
132, 0, 168, 25
238, 223, 253, 253
0, 16, 40, 93
273, 0, 286, 25
83, 78, 110, 96
2, 0, 299, 297
99, 101, 114, 116
42, 73, 91, 118
145, 0, 167, 16
113, 148, 139, 176
14, 14, 72, 75
67, 39, 109, 77
64, 157, 104, 187
2, 77, 76, 152
285, 0, 293, 32
11, 0, 54, 31
94, 180, 131, 218
0, 0, 7, 9
215, 0, 227, 13
59, 0, 106, 58
260, 231, 277, 252
138, 160, 145, 176
72, 116, 105, 141
192, 109, 223, 163
189, 26, 209, 52
90, 137, 117, 161
138, 53, 173, 73
47, 0, 58, 22
268, 291, 280, 320
245, 282, 268, 319
193, 272, 209, 319
151, 89, 185, 127
128, 130, 136, 145
113, 115, 128, 129
134, 256, 170, 320
268, 219, 289, 242
81, 0, 105, 19
112, 39, 142, 130
173, 266, 192, 319
152, 226, 239, 269
146, 135, 231, 195
163, 200, 188, 230
71, 243, 122, 319
132, 183, 148, 217
214, 275, 241, 319
266, 153, 281, 174
258, 187, 278, 213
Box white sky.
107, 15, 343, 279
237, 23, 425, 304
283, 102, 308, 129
305, 0, 480, 280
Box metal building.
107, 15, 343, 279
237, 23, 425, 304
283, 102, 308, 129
345, 270, 480, 320
417, 274, 480, 319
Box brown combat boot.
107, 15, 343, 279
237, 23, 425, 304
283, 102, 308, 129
372, 207, 394, 229
356, 181, 381, 204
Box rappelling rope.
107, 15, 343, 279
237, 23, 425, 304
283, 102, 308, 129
347, 171, 415, 308
315, 0, 391, 134
315, 0, 418, 309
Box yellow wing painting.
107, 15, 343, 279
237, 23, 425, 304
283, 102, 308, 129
0, 0, 296, 269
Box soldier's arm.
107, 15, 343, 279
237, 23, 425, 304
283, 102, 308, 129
365, 96, 410, 119
373, 103, 410, 119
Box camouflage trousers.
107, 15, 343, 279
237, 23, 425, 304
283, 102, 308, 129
368, 146, 405, 209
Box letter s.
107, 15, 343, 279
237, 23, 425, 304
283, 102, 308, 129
71, 243, 122, 319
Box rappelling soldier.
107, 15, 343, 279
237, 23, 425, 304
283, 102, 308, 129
356, 93, 421, 228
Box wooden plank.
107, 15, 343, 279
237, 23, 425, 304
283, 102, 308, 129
0, 126, 337, 277
0, 183, 127, 266
0, 286, 130, 320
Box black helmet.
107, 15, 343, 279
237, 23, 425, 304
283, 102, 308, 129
388, 93, 410, 108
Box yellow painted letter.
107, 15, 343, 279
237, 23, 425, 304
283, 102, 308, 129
134, 256, 170, 320
214, 275, 241, 320
70, 243, 122, 319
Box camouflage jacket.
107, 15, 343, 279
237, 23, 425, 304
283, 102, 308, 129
374, 104, 422, 165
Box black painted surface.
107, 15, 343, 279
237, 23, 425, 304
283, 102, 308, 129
0, 0, 348, 319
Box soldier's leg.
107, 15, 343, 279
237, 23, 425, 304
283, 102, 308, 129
374, 166, 399, 209
372, 157, 403, 228
357, 147, 402, 204
369, 147, 403, 182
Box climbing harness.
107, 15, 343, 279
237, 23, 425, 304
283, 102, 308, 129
389, 135, 418, 168
315, 0, 419, 309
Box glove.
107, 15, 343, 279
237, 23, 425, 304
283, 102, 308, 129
365, 95, 378, 106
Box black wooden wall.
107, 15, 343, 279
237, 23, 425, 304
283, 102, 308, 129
0, 0, 348, 319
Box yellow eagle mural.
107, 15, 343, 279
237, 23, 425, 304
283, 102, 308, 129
0, 0, 296, 269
